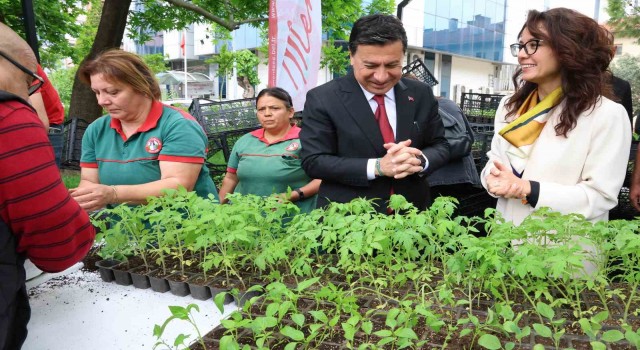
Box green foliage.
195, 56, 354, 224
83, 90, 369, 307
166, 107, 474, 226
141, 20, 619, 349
205, 45, 235, 92
0, 0, 89, 67
362, 0, 395, 16
90, 191, 640, 348
322, 0, 367, 40
320, 40, 350, 76
127, 0, 201, 43
62, 173, 80, 189
607, 0, 640, 44
142, 53, 170, 74
47, 65, 77, 94
71, 0, 102, 64
206, 47, 260, 96
611, 54, 640, 116
47, 66, 77, 116
235, 49, 260, 86
153, 304, 205, 350
127, 0, 392, 45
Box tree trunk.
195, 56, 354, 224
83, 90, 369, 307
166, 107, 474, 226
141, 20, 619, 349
236, 76, 255, 99
68, 0, 131, 123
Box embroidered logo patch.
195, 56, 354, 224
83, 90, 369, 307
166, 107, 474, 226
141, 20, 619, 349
145, 137, 163, 154
285, 142, 300, 151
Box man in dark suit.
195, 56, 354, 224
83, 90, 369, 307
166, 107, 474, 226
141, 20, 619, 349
300, 14, 449, 213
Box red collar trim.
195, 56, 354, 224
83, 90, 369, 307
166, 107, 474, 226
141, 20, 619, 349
139, 101, 164, 131
250, 125, 300, 145
109, 100, 163, 140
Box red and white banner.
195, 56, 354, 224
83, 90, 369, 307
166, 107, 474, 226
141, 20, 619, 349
268, 0, 321, 112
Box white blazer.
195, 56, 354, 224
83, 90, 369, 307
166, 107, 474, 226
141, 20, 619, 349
481, 95, 632, 225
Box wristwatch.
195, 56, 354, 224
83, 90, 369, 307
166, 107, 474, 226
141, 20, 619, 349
294, 188, 305, 200
416, 153, 427, 170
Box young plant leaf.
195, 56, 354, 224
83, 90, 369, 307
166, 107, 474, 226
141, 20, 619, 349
280, 326, 304, 341
394, 327, 418, 340
291, 313, 305, 327
362, 320, 373, 335
284, 343, 298, 350
478, 334, 502, 350
173, 333, 189, 347
309, 310, 328, 323
219, 335, 240, 350
295, 277, 320, 292
601, 329, 624, 342
533, 323, 552, 338
535, 302, 554, 321
343, 323, 357, 341
169, 305, 189, 319
214, 293, 228, 314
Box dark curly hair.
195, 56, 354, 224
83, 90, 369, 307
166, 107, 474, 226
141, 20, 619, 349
506, 8, 614, 137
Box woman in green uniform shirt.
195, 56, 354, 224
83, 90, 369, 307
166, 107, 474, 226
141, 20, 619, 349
69, 49, 218, 211
219, 87, 320, 213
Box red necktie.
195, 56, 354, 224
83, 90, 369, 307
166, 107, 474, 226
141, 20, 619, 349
373, 95, 394, 213
373, 95, 394, 143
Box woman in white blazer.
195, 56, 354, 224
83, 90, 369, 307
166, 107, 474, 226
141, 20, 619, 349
481, 7, 631, 226
481, 8, 631, 274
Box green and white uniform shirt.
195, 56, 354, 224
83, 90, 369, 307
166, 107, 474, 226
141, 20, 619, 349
80, 101, 218, 199
227, 125, 316, 213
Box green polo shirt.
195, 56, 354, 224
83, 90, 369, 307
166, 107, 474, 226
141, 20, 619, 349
81, 101, 218, 200
227, 125, 316, 213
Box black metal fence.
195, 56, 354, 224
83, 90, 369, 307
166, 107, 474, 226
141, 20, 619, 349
190, 98, 259, 135
402, 58, 439, 87
460, 93, 503, 124
188, 98, 261, 177
61, 118, 89, 169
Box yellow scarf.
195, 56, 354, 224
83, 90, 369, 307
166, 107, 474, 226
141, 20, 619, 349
498, 87, 563, 177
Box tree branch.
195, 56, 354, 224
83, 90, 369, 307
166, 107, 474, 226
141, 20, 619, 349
163, 0, 268, 30
236, 17, 269, 26
163, 0, 237, 31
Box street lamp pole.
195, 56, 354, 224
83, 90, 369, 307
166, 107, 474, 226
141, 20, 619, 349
396, 0, 413, 20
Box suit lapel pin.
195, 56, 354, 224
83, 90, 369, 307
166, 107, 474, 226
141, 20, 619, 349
408, 96, 414, 102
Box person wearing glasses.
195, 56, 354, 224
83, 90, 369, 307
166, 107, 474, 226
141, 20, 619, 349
69, 49, 218, 212
218, 87, 320, 213
0, 23, 96, 349
481, 7, 630, 270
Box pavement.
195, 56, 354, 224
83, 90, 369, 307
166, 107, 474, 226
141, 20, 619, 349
23, 267, 236, 350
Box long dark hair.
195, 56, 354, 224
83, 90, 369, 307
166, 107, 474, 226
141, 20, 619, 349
506, 8, 614, 137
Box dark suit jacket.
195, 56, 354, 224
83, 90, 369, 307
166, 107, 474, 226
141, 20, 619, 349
612, 75, 633, 123
300, 72, 449, 212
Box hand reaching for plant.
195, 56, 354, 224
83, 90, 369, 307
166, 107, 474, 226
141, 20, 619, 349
485, 160, 531, 199
69, 183, 118, 212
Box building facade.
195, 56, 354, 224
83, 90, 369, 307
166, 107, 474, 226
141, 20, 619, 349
123, 0, 613, 103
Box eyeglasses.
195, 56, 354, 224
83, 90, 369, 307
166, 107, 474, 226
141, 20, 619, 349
509, 39, 544, 57
0, 51, 44, 95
